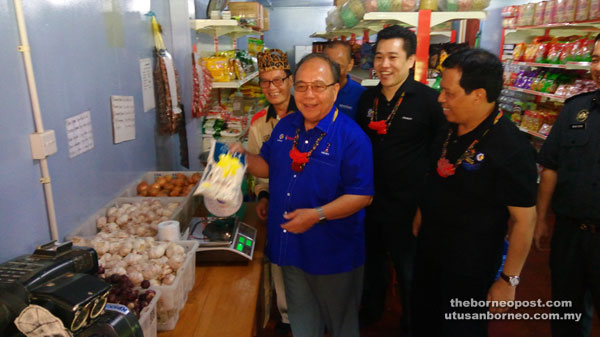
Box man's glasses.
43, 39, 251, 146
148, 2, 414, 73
293, 81, 336, 93
259, 74, 291, 89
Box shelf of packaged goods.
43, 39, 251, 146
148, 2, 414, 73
505, 61, 592, 70
504, 86, 566, 102
519, 127, 548, 140
191, 19, 261, 38
512, 19, 600, 31
211, 71, 258, 89
349, 68, 380, 87
311, 11, 483, 39
362, 11, 486, 27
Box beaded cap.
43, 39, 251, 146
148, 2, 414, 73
257, 48, 290, 72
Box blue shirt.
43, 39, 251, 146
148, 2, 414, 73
260, 107, 374, 275
335, 75, 366, 120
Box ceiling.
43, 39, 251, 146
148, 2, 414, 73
256, 0, 333, 8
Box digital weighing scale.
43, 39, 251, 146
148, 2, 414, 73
188, 216, 257, 264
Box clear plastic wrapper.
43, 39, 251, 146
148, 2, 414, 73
364, 0, 379, 12
543, 0, 557, 24
534, 2, 546, 25
575, 0, 590, 21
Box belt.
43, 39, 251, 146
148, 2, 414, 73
561, 216, 600, 234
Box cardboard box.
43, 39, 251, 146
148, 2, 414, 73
228, 1, 263, 30
263, 7, 269, 31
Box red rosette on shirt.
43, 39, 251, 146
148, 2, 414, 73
289, 146, 309, 172
368, 120, 388, 134
436, 158, 456, 178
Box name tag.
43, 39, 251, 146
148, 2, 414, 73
570, 123, 585, 129
402, 116, 413, 120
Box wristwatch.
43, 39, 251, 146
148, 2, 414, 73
315, 207, 327, 223
500, 272, 520, 286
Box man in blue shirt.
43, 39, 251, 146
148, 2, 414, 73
232, 53, 374, 337
324, 41, 366, 120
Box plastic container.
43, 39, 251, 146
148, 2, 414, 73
155, 240, 198, 321
138, 288, 161, 337
66, 197, 187, 239
119, 171, 201, 198
158, 310, 179, 331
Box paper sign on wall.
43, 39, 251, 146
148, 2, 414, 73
110, 95, 135, 143
65, 111, 94, 158
139, 58, 155, 112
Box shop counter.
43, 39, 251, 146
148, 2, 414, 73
158, 202, 266, 337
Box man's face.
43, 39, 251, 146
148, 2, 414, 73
258, 69, 292, 106
591, 40, 600, 90
438, 68, 480, 125
294, 58, 340, 125
374, 38, 416, 89
324, 45, 353, 81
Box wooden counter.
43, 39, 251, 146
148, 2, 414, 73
158, 203, 266, 337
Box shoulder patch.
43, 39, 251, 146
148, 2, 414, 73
564, 91, 595, 104
250, 108, 268, 126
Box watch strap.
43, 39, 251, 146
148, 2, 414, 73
316, 206, 327, 223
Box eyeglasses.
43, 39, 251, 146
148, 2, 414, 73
259, 74, 291, 89
293, 81, 337, 93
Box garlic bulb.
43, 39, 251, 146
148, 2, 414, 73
168, 254, 185, 270
162, 274, 176, 285
166, 243, 185, 258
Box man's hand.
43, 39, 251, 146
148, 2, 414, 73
533, 217, 550, 251
487, 279, 516, 313
256, 198, 269, 220
412, 207, 422, 237
227, 142, 246, 155
281, 208, 319, 234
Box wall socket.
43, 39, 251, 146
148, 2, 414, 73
29, 130, 57, 159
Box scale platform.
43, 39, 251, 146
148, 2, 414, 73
188, 217, 257, 264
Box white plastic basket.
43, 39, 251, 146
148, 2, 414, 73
155, 240, 198, 321
138, 288, 161, 337
157, 309, 179, 331
119, 171, 201, 198
66, 197, 187, 240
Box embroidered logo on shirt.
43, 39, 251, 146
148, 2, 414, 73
339, 104, 352, 110
401, 116, 413, 120
367, 108, 374, 118
277, 133, 285, 142
476, 152, 485, 162
321, 142, 331, 156
576, 109, 589, 122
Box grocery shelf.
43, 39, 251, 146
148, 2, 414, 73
513, 19, 600, 31
504, 86, 566, 102
519, 127, 548, 140
505, 61, 592, 70
349, 68, 380, 87
362, 11, 486, 27
191, 19, 261, 38
211, 71, 258, 89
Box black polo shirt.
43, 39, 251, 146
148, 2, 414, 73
421, 109, 537, 240
356, 78, 446, 220
538, 90, 600, 220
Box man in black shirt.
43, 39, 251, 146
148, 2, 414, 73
355, 25, 446, 334
535, 34, 600, 337
412, 49, 537, 337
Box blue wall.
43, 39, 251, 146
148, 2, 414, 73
0, 0, 195, 262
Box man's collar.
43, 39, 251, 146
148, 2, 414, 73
377, 76, 418, 102
291, 106, 338, 133
453, 104, 500, 139
266, 95, 296, 122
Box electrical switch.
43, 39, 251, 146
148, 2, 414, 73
29, 130, 57, 159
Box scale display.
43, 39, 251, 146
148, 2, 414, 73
188, 217, 257, 264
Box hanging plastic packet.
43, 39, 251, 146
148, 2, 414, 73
195, 140, 247, 217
